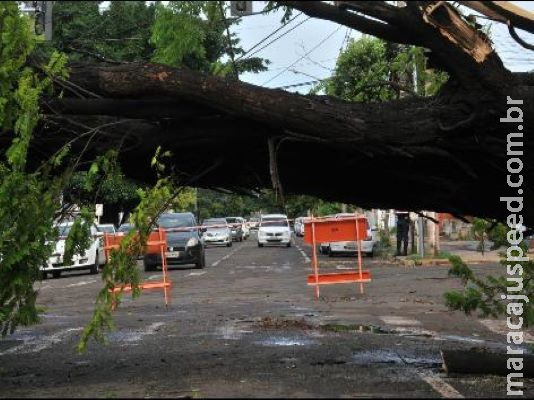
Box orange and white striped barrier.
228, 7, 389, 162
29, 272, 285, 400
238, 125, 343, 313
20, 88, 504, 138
303, 213, 371, 299
103, 229, 171, 310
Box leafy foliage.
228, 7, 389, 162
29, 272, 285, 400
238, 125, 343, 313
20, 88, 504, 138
0, 2, 70, 335
313, 37, 448, 101
471, 217, 508, 254
150, 1, 268, 76
53, 1, 156, 62
78, 175, 179, 351
444, 250, 533, 326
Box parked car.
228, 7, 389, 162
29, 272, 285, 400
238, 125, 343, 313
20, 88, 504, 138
97, 223, 116, 235
318, 215, 336, 254
42, 221, 105, 278
257, 213, 292, 247
143, 212, 205, 271
327, 213, 377, 257
225, 217, 245, 242
202, 218, 232, 247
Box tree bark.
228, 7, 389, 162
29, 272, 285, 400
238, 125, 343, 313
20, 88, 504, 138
25, 61, 533, 226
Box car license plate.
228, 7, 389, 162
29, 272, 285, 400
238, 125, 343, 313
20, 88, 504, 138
166, 251, 180, 258
267, 238, 281, 242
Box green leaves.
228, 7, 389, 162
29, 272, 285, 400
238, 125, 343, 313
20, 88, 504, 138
316, 37, 448, 101
445, 245, 533, 326
150, 1, 268, 75
151, 2, 207, 67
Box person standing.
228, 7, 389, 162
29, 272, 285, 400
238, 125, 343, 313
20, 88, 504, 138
396, 212, 410, 256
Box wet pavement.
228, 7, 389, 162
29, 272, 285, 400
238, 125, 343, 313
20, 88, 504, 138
0, 232, 532, 397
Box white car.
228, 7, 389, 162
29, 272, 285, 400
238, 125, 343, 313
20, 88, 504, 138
327, 213, 377, 257
42, 221, 106, 278
202, 218, 232, 247
257, 214, 292, 247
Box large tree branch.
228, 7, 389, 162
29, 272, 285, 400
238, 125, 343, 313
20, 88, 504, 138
279, 1, 420, 45
280, 1, 513, 91
27, 62, 534, 226
459, 1, 534, 34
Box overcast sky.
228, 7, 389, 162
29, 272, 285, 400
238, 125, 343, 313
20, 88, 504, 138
231, 1, 534, 93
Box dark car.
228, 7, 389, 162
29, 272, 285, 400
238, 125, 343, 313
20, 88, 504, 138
143, 212, 205, 271
225, 217, 244, 242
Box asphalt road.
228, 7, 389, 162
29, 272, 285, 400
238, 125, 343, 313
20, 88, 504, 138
0, 232, 532, 398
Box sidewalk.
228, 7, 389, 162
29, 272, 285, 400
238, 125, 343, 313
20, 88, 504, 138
392, 240, 504, 265
439, 240, 502, 263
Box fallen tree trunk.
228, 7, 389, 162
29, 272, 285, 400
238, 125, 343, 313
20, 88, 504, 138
31, 61, 533, 225
441, 349, 534, 377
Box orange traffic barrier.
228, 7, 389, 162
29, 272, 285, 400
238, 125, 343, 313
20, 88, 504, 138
103, 229, 171, 310
306, 271, 371, 285
304, 214, 371, 299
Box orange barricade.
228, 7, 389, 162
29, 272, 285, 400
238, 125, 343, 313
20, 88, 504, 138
103, 229, 172, 310
304, 214, 371, 299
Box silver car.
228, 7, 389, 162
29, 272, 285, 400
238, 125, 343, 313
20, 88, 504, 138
202, 218, 232, 247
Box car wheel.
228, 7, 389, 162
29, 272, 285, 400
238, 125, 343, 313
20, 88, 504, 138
258, 242, 263, 247
195, 253, 206, 269
52, 271, 61, 279
40, 271, 48, 280
286, 242, 291, 248
144, 260, 155, 272
367, 250, 374, 258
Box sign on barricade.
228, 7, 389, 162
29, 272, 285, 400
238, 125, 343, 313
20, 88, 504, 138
103, 229, 171, 310
304, 214, 372, 299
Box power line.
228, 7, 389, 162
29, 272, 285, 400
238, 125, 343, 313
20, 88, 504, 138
237, 14, 311, 61
236, 12, 302, 60
262, 25, 342, 86
274, 79, 324, 90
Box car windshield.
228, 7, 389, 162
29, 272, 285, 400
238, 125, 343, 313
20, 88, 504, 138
203, 219, 226, 227
118, 224, 133, 232
226, 218, 238, 223
158, 215, 194, 229
98, 225, 115, 233
261, 218, 288, 227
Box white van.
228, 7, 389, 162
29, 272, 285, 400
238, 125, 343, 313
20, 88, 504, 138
257, 214, 292, 247
327, 213, 377, 257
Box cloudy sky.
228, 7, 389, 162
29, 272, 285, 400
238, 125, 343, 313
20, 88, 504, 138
232, 1, 534, 93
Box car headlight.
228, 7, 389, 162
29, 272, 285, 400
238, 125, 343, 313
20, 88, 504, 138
187, 237, 199, 247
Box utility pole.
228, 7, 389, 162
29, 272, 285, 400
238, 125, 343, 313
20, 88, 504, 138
417, 213, 425, 257
32, 1, 53, 41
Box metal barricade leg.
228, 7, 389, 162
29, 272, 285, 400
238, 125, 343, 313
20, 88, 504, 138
311, 216, 320, 300
355, 214, 364, 294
